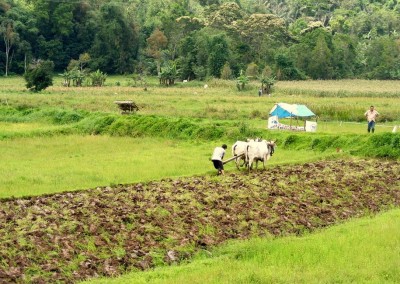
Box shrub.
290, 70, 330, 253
24, 60, 54, 92
275, 53, 306, 80
52, 110, 84, 125
350, 133, 400, 159
220, 63, 232, 80
90, 69, 107, 86
245, 62, 259, 80
283, 135, 299, 147
159, 61, 179, 86
250, 110, 261, 118
78, 115, 117, 135
236, 70, 249, 91
259, 75, 276, 95
193, 66, 207, 81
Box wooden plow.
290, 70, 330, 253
223, 153, 245, 165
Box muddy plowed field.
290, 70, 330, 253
1, 159, 399, 283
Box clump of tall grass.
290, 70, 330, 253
352, 132, 400, 158
0, 105, 87, 124
279, 131, 400, 159
77, 115, 116, 135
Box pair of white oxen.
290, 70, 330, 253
232, 138, 276, 171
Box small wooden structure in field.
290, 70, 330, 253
114, 100, 139, 114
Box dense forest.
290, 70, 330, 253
1, 0, 400, 80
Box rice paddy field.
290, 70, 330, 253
1, 77, 399, 123
0, 76, 399, 283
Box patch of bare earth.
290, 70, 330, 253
0, 159, 399, 283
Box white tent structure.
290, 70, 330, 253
268, 103, 317, 132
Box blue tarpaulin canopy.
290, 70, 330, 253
269, 103, 316, 118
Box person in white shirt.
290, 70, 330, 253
364, 106, 379, 133
211, 144, 227, 175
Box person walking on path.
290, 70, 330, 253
211, 144, 227, 175
364, 105, 379, 133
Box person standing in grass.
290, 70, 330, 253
365, 105, 379, 133
211, 144, 227, 175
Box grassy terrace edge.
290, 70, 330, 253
1, 106, 400, 159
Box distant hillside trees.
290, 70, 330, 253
90, 3, 139, 74
0, 0, 399, 80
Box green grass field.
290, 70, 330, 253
3, 75, 398, 198
1, 76, 399, 122
0, 134, 338, 198
0, 76, 399, 283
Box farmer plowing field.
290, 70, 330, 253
211, 144, 228, 175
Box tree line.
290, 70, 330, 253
1, 0, 400, 81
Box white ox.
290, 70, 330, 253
232, 138, 263, 169
232, 141, 248, 169
246, 140, 276, 171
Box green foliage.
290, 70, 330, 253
30, 0, 75, 69
23, 60, 54, 92
245, 62, 258, 79
283, 134, 299, 148
159, 61, 179, 86
293, 28, 335, 80
274, 52, 306, 80
89, 70, 107, 87
193, 66, 207, 81
105, 115, 226, 140
146, 28, 168, 74
353, 133, 400, 158
259, 74, 276, 94
178, 34, 197, 81
50, 109, 84, 125
208, 2, 243, 28
77, 115, 115, 135
310, 33, 333, 79
289, 18, 309, 36
131, 73, 148, 88
236, 70, 249, 91
331, 34, 357, 79
364, 36, 400, 80
220, 62, 232, 80
63, 68, 87, 87
2, 0, 400, 80
59, 71, 72, 87
89, 2, 138, 74
208, 33, 229, 78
